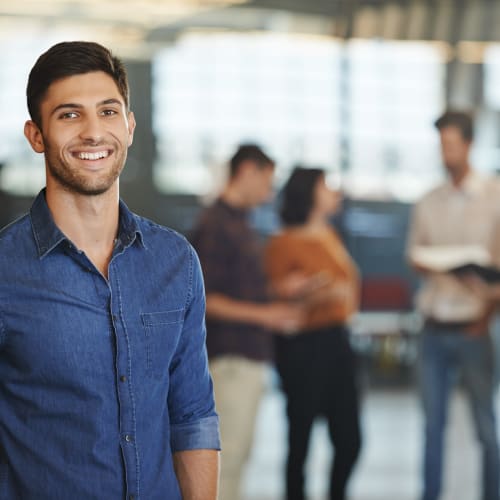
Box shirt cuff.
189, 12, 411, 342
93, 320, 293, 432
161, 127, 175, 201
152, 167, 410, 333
170, 415, 221, 452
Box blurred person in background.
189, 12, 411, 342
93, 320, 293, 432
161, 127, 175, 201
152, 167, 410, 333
265, 166, 362, 500
191, 144, 304, 500
407, 110, 500, 500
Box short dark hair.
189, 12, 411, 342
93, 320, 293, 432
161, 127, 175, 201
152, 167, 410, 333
434, 110, 474, 141
27, 41, 129, 128
229, 144, 274, 177
280, 166, 325, 226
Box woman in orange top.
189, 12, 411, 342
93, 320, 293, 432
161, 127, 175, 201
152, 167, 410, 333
265, 167, 361, 500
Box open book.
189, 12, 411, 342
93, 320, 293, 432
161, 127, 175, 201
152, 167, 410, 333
410, 245, 500, 283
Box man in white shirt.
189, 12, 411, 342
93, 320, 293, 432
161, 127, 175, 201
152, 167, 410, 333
407, 110, 500, 500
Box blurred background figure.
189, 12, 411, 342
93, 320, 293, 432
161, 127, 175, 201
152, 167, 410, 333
190, 144, 303, 500
407, 110, 500, 500
265, 166, 362, 500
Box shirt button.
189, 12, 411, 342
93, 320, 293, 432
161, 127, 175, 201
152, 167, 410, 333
129, 495, 135, 500
120, 375, 127, 382
125, 434, 133, 443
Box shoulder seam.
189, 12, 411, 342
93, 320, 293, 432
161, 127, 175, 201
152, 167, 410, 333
184, 244, 195, 311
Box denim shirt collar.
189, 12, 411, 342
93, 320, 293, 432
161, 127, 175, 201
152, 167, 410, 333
30, 188, 145, 259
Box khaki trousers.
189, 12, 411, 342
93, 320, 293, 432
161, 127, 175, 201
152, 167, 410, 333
210, 356, 266, 500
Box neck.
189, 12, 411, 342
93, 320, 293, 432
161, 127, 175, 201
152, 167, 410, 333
289, 213, 330, 235
450, 163, 471, 187
306, 210, 330, 229
220, 182, 249, 209
46, 183, 120, 277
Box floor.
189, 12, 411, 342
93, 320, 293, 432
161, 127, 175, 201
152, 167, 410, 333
240, 371, 488, 500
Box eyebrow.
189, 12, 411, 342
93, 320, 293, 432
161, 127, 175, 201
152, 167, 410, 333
50, 98, 124, 117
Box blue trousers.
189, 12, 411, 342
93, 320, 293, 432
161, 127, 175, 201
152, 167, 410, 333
420, 326, 500, 500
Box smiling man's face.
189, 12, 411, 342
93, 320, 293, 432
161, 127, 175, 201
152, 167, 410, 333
24, 70, 135, 196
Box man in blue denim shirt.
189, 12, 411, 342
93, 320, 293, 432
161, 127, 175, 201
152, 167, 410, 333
0, 41, 220, 499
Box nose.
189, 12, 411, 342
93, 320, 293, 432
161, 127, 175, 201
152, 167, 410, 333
79, 114, 105, 144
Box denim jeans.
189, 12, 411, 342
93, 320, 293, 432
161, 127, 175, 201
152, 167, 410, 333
419, 326, 500, 500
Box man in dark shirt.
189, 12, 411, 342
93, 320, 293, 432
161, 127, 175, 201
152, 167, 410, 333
191, 144, 302, 500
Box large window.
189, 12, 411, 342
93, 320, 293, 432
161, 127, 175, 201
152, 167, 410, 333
153, 34, 446, 201
482, 45, 500, 173
153, 33, 342, 195
484, 45, 500, 111
342, 40, 446, 201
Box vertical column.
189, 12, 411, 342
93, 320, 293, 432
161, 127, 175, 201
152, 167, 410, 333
121, 59, 158, 220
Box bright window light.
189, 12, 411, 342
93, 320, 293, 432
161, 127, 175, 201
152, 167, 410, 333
153, 32, 342, 196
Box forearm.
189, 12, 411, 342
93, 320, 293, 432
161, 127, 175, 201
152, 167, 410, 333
173, 449, 220, 500
206, 293, 268, 326
206, 293, 304, 332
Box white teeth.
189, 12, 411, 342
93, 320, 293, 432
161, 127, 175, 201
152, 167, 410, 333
78, 150, 109, 160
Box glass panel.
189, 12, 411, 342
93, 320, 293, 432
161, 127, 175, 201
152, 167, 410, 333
343, 40, 445, 201
152, 33, 342, 196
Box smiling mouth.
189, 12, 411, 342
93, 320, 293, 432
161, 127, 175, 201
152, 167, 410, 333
76, 150, 110, 161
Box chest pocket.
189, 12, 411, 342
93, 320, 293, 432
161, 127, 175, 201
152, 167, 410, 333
141, 309, 185, 380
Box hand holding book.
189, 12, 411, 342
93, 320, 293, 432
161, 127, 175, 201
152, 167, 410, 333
450, 262, 500, 283
410, 244, 500, 283
410, 245, 500, 308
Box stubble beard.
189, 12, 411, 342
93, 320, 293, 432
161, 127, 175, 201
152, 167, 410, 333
45, 141, 126, 196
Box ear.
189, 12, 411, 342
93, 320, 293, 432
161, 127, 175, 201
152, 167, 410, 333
127, 111, 136, 147
24, 120, 45, 153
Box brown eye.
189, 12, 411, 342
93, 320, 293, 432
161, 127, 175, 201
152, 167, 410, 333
60, 112, 78, 119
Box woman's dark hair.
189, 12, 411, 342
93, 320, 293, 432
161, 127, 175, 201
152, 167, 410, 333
280, 166, 325, 226
27, 41, 129, 128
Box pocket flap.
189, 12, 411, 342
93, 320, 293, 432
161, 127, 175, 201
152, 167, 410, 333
141, 309, 184, 326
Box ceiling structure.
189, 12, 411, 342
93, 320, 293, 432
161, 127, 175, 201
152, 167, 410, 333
0, 0, 499, 59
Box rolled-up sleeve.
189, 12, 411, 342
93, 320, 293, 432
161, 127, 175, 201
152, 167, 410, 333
170, 415, 220, 452
168, 245, 220, 451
